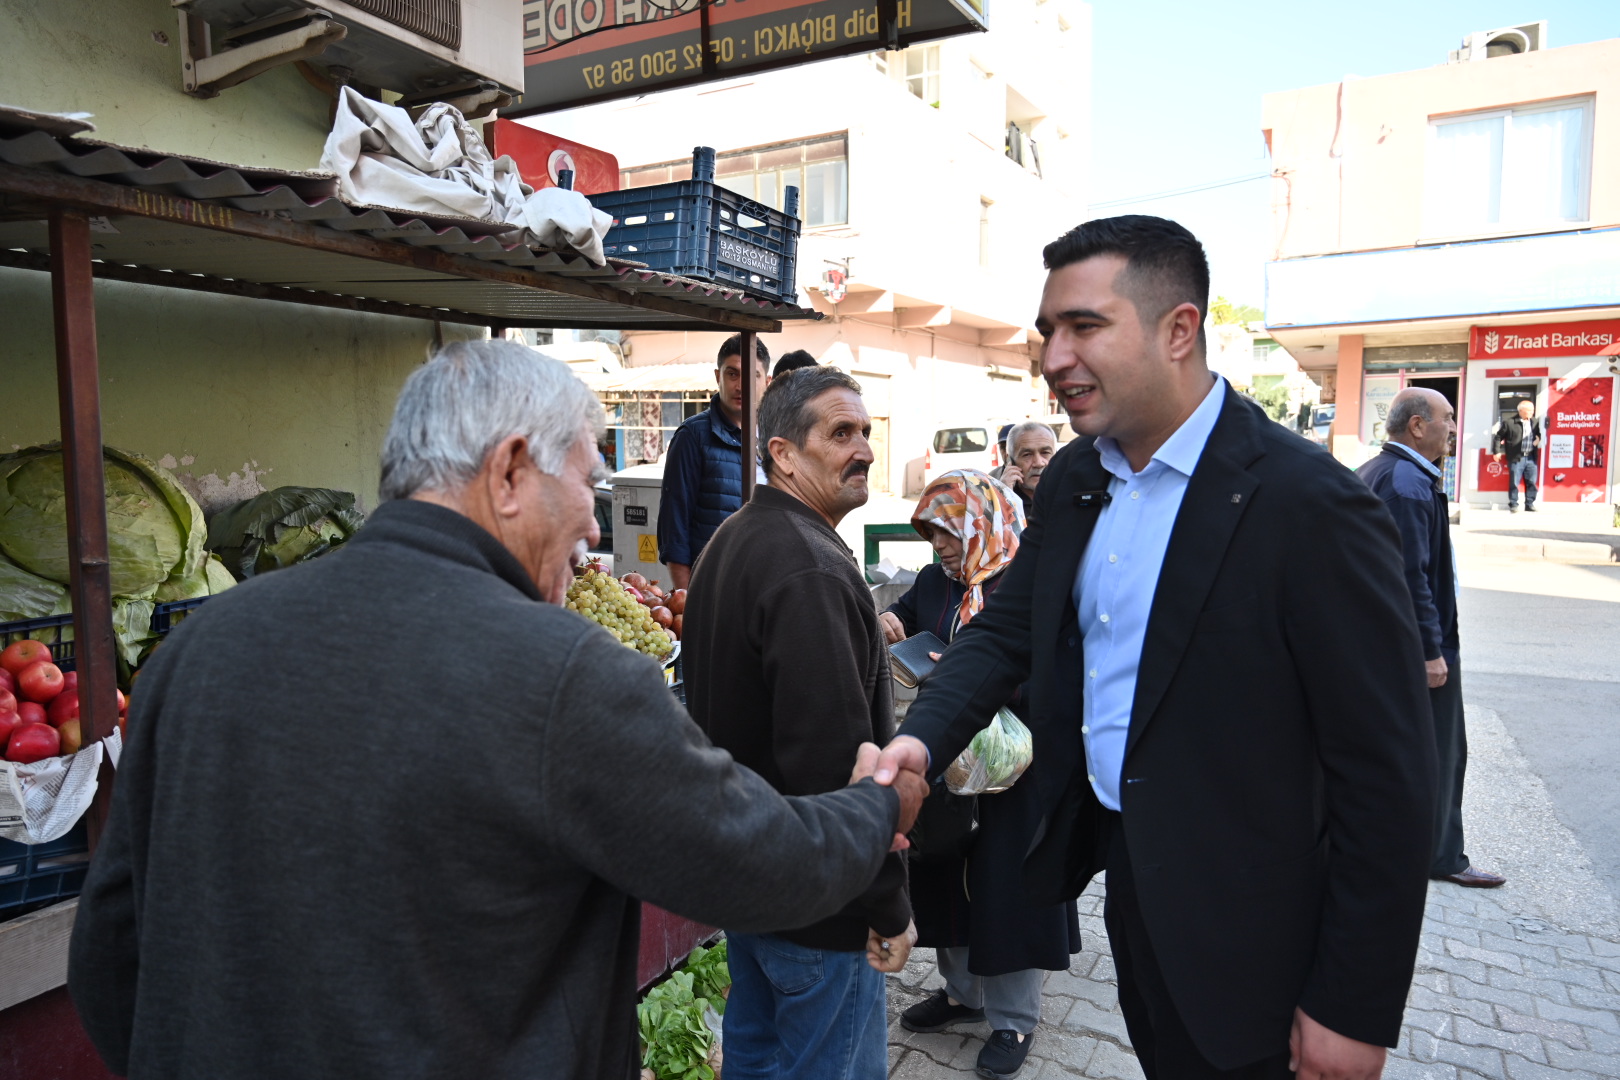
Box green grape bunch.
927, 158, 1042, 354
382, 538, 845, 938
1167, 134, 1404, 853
565, 570, 676, 660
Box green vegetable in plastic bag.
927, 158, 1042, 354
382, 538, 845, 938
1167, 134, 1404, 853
943, 707, 1034, 795
208, 486, 364, 579
0, 444, 207, 600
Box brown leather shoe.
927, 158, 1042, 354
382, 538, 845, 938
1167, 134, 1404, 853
1439, 865, 1507, 888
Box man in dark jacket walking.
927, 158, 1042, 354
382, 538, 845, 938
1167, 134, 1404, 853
683, 366, 913, 1080
1491, 399, 1543, 512
67, 342, 925, 1080
1358, 388, 1506, 890
657, 333, 771, 587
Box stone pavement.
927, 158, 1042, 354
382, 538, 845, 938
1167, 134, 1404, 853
883, 704, 1620, 1080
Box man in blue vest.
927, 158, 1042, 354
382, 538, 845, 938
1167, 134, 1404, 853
658, 333, 772, 588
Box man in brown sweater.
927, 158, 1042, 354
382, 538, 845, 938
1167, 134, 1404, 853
683, 366, 913, 1080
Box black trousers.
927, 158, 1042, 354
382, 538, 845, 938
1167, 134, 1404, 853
1101, 811, 1293, 1080
1429, 665, 1469, 877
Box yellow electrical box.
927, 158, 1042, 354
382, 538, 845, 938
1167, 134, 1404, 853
637, 534, 658, 562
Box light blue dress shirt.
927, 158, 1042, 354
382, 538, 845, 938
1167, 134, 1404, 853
1073, 376, 1227, 811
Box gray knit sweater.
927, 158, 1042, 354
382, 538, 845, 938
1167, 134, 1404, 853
68, 499, 900, 1080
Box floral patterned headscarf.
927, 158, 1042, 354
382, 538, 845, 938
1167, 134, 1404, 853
911, 469, 1026, 629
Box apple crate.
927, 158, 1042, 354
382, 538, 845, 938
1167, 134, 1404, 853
588, 146, 801, 305
150, 596, 210, 636
0, 820, 90, 916
0, 612, 77, 673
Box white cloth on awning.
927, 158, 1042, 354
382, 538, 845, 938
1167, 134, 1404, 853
319, 87, 612, 264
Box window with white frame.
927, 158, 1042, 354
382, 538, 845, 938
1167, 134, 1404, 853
904, 45, 940, 107
622, 135, 849, 227
1424, 97, 1592, 237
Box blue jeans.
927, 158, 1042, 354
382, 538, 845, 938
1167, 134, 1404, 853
722, 931, 887, 1080
1509, 458, 1538, 507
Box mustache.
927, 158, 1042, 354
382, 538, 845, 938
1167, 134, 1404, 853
842, 462, 871, 481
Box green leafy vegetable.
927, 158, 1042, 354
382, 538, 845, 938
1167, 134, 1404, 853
207, 486, 364, 579
638, 971, 715, 1080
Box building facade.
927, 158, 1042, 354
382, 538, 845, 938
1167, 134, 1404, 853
525, 0, 1091, 493
1261, 25, 1620, 511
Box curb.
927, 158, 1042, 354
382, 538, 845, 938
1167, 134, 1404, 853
1454, 537, 1617, 563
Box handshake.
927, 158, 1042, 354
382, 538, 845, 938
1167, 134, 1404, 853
848, 735, 934, 852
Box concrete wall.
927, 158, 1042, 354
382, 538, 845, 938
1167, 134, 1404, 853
1262, 38, 1620, 259
0, 2, 489, 513
1, 269, 480, 511
0, 0, 333, 169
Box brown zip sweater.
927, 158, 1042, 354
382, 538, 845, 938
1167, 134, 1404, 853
683, 484, 910, 949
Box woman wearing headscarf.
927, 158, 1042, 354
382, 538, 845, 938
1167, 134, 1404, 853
877, 470, 1080, 1080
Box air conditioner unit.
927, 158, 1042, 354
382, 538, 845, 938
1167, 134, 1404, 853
1448, 20, 1548, 63
173, 0, 522, 109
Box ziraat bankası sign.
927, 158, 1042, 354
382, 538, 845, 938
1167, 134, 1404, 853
510, 0, 988, 115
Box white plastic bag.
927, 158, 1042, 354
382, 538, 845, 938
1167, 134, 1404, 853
943, 708, 1033, 796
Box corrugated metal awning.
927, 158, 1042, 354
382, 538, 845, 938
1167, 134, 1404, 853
0, 106, 820, 332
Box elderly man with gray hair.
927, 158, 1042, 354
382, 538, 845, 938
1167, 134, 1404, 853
68, 341, 926, 1080
1357, 387, 1505, 891
993, 420, 1057, 519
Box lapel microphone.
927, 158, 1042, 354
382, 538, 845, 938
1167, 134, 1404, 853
1074, 490, 1112, 510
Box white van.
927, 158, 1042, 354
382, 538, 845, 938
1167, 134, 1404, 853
924, 423, 1001, 484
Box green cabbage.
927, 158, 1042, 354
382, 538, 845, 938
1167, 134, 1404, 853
207, 487, 364, 579
0, 554, 70, 623
0, 444, 207, 600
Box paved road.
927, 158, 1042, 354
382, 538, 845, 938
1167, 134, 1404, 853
882, 550, 1620, 1078
1459, 557, 1620, 910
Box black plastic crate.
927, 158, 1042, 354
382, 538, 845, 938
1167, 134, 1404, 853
151, 596, 211, 636
0, 818, 90, 915
0, 612, 76, 673
589, 147, 802, 305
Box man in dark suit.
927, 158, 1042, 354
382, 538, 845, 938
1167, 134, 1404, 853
1358, 389, 1506, 891
1491, 399, 1543, 512
874, 216, 1436, 1079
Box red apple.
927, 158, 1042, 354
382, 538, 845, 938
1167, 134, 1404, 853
17, 701, 46, 727
117, 689, 127, 714
47, 690, 79, 727
0, 688, 14, 715
57, 717, 82, 755
0, 668, 14, 695
0, 709, 20, 747
17, 661, 64, 704
5, 722, 60, 764
61, 671, 78, 694
0, 639, 50, 675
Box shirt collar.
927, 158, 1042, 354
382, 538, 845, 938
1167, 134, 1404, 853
1096, 375, 1226, 480
1388, 440, 1443, 479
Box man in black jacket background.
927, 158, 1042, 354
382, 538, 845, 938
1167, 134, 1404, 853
684, 365, 913, 1080
874, 216, 1436, 1080
1491, 399, 1543, 512
1358, 388, 1506, 890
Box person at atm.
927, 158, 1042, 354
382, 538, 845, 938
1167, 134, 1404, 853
1491, 399, 1543, 512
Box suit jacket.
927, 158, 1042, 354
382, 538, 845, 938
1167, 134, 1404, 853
899, 388, 1436, 1069
1356, 444, 1459, 666
1491, 415, 1543, 463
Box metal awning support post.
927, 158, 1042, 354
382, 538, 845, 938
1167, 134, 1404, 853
739, 330, 758, 501
50, 208, 119, 849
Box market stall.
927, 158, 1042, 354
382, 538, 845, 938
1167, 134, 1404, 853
0, 103, 807, 1058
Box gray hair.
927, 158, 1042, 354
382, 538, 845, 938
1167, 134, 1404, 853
378, 340, 606, 501
1385, 390, 1435, 442
758, 366, 864, 478
1005, 421, 1057, 457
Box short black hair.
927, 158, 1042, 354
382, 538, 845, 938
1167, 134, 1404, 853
1042, 215, 1210, 347
718, 333, 771, 369
772, 349, 817, 378
757, 366, 863, 478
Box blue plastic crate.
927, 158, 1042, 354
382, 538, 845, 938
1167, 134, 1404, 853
0, 612, 76, 673
589, 147, 801, 305
0, 818, 90, 915
151, 596, 211, 636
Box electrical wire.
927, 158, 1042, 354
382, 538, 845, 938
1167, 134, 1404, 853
1088, 171, 1271, 211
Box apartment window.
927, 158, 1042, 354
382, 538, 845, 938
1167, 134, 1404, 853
623, 135, 849, 227
869, 50, 888, 75
1424, 97, 1592, 237
904, 45, 940, 107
